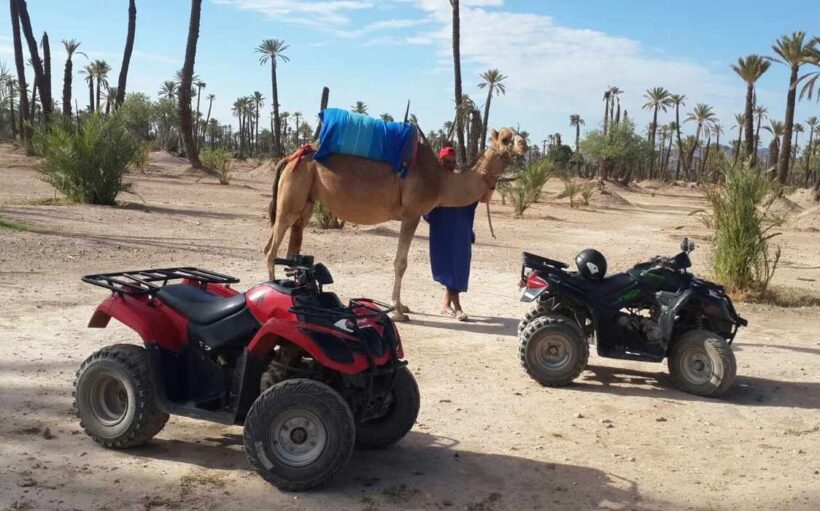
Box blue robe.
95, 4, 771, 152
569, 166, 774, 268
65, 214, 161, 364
425, 203, 478, 293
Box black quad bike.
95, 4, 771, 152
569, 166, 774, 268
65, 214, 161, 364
517, 239, 747, 397
75, 255, 419, 490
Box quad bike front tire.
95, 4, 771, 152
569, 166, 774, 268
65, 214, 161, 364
74, 344, 169, 448
519, 315, 589, 387
668, 330, 736, 397
355, 366, 420, 450
243, 378, 355, 491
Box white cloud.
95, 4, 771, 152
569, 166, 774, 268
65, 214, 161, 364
212, 0, 373, 25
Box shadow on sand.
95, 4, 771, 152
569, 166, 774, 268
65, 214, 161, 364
407, 314, 519, 336
131, 431, 657, 509
570, 364, 820, 409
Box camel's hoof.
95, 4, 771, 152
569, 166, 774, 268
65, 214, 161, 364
397, 304, 411, 314
390, 310, 410, 322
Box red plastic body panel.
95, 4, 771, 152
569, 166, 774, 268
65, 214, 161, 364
527, 271, 548, 290
88, 293, 189, 351
245, 283, 298, 323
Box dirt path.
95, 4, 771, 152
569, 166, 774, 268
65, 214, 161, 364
1, 146, 818, 510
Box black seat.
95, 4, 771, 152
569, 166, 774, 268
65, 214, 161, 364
157, 284, 246, 324
569, 272, 635, 301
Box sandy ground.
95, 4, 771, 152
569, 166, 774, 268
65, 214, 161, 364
1, 145, 819, 511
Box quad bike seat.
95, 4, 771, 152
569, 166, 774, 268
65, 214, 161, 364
157, 284, 246, 324
569, 272, 635, 301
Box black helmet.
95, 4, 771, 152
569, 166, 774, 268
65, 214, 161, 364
575, 249, 607, 280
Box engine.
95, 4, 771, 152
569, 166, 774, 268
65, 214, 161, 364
616, 310, 663, 343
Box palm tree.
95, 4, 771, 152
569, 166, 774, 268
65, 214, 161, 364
609, 86, 623, 126
80, 63, 94, 112
14, 0, 51, 119
664, 122, 677, 173
449, 0, 466, 166
764, 120, 785, 169
798, 37, 820, 101
602, 87, 612, 134
669, 94, 686, 179
256, 38, 289, 157
116, 0, 137, 107
380, 113, 394, 122
771, 32, 817, 184
232, 96, 251, 157
178, 0, 203, 168
792, 123, 804, 172
805, 116, 818, 180
104, 86, 118, 115
201, 93, 214, 147
251, 90, 264, 154
684, 103, 716, 178
477, 68, 507, 151
732, 55, 771, 162
642, 87, 672, 175
159, 80, 178, 102
60, 39, 84, 117
351, 101, 368, 114
91, 59, 111, 113
9, 0, 31, 142
732, 113, 745, 164
753, 105, 768, 158
569, 114, 584, 152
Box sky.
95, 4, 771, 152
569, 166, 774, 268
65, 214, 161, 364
1, 0, 819, 147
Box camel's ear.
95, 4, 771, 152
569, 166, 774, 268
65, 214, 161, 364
491, 129, 499, 142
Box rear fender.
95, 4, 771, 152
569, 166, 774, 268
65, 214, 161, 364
88, 294, 188, 351
520, 272, 550, 302
247, 318, 370, 374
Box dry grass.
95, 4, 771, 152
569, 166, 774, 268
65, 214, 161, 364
732, 284, 820, 308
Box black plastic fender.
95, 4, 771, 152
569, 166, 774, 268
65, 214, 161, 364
656, 288, 744, 343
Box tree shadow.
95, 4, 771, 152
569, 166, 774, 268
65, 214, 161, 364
131, 431, 665, 509
568, 364, 820, 409
117, 202, 262, 222
754, 343, 820, 357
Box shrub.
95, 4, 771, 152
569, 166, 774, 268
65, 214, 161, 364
37, 113, 138, 205
131, 141, 151, 173
562, 178, 584, 207
200, 147, 232, 185
498, 160, 555, 218
580, 183, 593, 205
704, 158, 781, 293
313, 201, 344, 229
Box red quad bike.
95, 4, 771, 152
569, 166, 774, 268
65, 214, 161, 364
75, 255, 420, 491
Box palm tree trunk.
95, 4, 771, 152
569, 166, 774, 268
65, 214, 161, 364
42, 32, 51, 117
178, 0, 203, 168
649, 107, 658, 176
8, 82, 16, 138
62, 55, 73, 117
480, 86, 492, 152
687, 123, 702, 179
15, 0, 51, 119
87, 80, 94, 113
754, 116, 762, 162
255, 107, 260, 155
744, 83, 755, 162
575, 124, 580, 153
95, 77, 101, 112
603, 98, 609, 135
791, 131, 799, 177
733, 126, 742, 165
202, 96, 212, 148
29, 75, 37, 120
674, 105, 682, 180
116, 0, 136, 107
700, 135, 711, 178
665, 131, 674, 176
194, 85, 202, 151
777, 65, 798, 185
805, 129, 815, 182
450, 0, 466, 167
271, 62, 281, 156
9, 0, 30, 144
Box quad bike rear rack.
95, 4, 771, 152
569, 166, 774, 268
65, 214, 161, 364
82, 267, 239, 296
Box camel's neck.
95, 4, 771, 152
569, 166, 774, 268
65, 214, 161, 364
437, 149, 507, 207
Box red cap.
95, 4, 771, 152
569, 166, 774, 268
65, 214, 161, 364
439, 147, 455, 158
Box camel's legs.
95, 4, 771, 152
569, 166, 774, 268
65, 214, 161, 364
265, 212, 302, 280
286, 201, 314, 257
390, 216, 420, 322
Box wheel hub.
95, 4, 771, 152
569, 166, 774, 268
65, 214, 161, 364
682, 350, 713, 385
270, 409, 328, 467
89, 373, 129, 426
533, 335, 572, 370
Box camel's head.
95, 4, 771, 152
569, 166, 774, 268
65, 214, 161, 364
488, 128, 528, 163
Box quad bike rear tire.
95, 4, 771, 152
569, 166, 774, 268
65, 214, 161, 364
74, 344, 169, 448
518, 303, 548, 335
668, 330, 736, 397
244, 378, 355, 491
519, 315, 588, 387
355, 366, 420, 450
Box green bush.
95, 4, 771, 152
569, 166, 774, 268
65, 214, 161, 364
313, 201, 344, 229
562, 178, 584, 207
580, 183, 593, 206
131, 141, 151, 173
200, 147, 232, 185
705, 158, 781, 293
498, 159, 555, 218
37, 113, 138, 205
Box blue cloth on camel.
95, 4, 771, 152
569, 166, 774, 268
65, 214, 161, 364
425, 203, 478, 293
314, 108, 417, 177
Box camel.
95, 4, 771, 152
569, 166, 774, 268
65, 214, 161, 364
264, 127, 527, 321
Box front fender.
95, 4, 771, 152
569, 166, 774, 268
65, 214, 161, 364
88, 294, 188, 351
247, 318, 370, 374
658, 289, 744, 342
